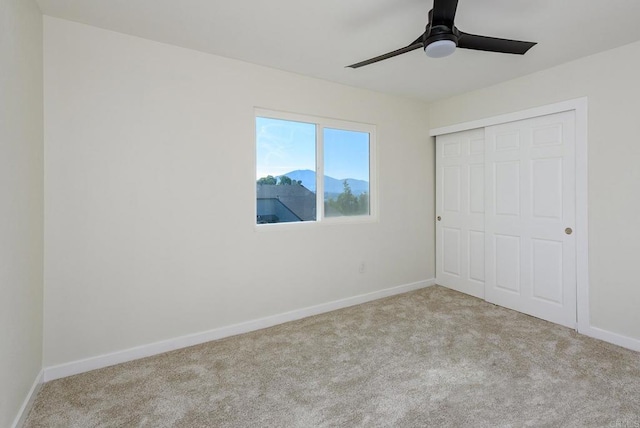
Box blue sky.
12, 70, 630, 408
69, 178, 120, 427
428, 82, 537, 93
256, 117, 370, 181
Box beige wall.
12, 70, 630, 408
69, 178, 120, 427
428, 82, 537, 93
43, 11, 640, 373
42, 17, 434, 367
429, 41, 640, 341
0, 0, 44, 425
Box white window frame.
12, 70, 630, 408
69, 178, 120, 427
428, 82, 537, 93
255, 108, 377, 229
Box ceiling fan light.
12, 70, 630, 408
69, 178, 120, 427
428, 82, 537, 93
424, 39, 456, 58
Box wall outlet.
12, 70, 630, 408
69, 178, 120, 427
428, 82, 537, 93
358, 261, 366, 274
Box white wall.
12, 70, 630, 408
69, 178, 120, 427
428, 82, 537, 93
429, 41, 640, 342
0, 0, 44, 426
43, 17, 433, 367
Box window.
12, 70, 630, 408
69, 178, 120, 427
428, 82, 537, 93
256, 110, 375, 225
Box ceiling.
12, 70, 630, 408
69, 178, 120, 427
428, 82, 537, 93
36, 0, 640, 102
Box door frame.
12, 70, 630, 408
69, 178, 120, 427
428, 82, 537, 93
430, 97, 589, 334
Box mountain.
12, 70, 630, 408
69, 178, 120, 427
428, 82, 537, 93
280, 169, 369, 196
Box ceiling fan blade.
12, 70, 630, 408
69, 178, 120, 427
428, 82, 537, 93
457, 32, 536, 55
346, 35, 424, 68
431, 0, 459, 26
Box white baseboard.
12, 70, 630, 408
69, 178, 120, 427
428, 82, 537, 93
44, 279, 436, 382
11, 369, 43, 428
579, 325, 640, 353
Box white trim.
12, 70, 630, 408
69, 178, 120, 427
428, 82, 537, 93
430, 97, 590, 339
579, 325, 640, 353
44, 279, 436, 382
429, 97, 588, 137
316, 122, 325, 220
573, 101, 590, 334
11, 369, 43, 428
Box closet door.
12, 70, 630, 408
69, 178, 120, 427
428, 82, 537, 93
484, 111, 576, 328
435, 129, 485, 299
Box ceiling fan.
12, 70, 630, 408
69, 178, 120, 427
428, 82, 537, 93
347, 0, 536, 68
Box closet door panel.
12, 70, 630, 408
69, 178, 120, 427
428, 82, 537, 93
484, 111, 576, 328
435, 129, 485, 299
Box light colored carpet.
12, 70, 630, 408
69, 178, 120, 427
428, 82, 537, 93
25, 286, 640, 427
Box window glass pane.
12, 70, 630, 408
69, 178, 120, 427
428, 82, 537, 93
256, 117, 317, 224
323, 128, 370, 217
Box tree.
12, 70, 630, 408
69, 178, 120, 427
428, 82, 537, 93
257, 175, 301, 186
336, 180, 358, 214
278, 175, 292, 185
326, 180, 367, 216
358, 192, 369, 214
257, 175, 277, 185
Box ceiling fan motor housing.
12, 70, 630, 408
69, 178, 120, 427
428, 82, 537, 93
424, 25, 459, 47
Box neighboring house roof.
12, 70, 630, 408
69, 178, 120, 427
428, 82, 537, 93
256, 199, 301, 224
257, 184, 316, 221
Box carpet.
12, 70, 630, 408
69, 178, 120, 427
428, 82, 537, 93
24, 286, 640, 427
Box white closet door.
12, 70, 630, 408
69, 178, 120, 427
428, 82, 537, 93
484, 111, 576, 328
435, 129, 485, 299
